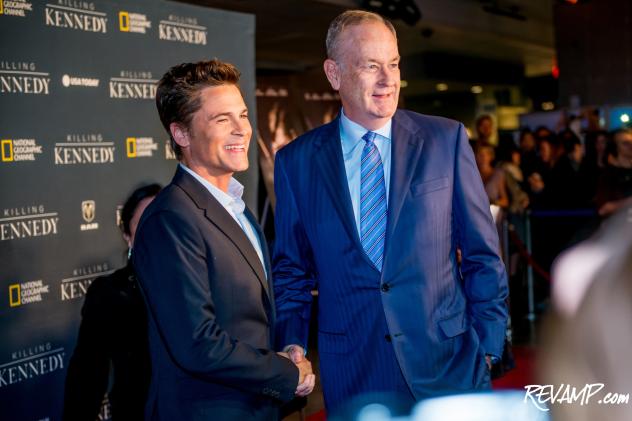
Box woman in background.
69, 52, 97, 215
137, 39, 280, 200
475, 144, 509, 208
63, 183, 161, 421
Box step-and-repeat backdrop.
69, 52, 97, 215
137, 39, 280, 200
0, 1, 256, 419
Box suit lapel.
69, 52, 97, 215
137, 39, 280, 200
172, 167, 270, 298
244, 207, 273, 302
314, 117, 377, 269
383, 111, 425, 273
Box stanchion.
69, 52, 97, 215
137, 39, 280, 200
525, 211, 536, 342
502, 218, 510, 268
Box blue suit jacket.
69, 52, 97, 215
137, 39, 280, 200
273, 110, 508, 410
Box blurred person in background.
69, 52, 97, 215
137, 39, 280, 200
584, 130, 610, 173
534, 126, 554, 143
475, 144, 509, 208
549, 130, 592, 209
63, 183, 161, 421
527, 138, 555, 204
541, 205, 632, 421
582, 130, 610, 201
595, 128, 632, 217
499, 143, 530, 215
518, 129, 538, 178
474, 114, 495, 147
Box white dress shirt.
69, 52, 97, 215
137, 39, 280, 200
179, 163, 267, 278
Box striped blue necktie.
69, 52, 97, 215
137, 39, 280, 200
360, 131, 387, 271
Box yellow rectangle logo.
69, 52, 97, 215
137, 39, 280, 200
1, 139, 13, 162
9, 284, 21, 307
0, 0, 4, 15
126, 137, 137, 157
119, 11, 130, 32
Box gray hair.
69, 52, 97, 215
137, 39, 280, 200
326, 10, 396, 61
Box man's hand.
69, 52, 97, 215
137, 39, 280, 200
286, 345, 315, 397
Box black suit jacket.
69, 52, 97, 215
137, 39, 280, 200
63, 264, 150, 421
133, 166, 298, 421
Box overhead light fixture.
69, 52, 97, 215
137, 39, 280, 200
361, 0, 422, 26
436, 83, 448, 92
400, 80, 408, 88
481, 0, 526, 21
542, 102, 555, 111
471, 85, 483, 94
621, 114, 630, 123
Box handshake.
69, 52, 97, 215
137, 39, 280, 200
278, 345, 315, 397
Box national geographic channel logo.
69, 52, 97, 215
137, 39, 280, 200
1, 138, 43, 162
126, 136, 157, 158
60, 263, 112, 301
159, 14, 207, 45
80, 199, 98, 231
0, 61, 50, 95
0, 342, 65, 388
54, 133, 115, 165
8, 279, 50, 307
118, 10, 151, 34
0, 205, 59, 241
0, 0, 34, 17
109, 70, 157, 100
44, 1, 107, 33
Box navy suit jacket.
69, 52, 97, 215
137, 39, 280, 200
273, 110, 508, 410
133, 167, 298, 421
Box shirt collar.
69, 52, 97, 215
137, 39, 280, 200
179, 163, 245, 214
340, 108, 392, 154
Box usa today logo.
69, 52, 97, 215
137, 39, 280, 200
61, 74, 99, 88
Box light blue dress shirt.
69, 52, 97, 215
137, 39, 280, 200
179, 163, 267, 278
339, 109, 392, 234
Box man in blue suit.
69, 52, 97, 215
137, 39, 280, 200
273, 10, 508, 413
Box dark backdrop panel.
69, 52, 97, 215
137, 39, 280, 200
0, 1, 256, 419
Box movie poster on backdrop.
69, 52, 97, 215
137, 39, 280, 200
256, 75, 340, 226
0, 1, 256, 419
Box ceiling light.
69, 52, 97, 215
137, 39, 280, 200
542, 102, 555, 111
436, 83, 448, 92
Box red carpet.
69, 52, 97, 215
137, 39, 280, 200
492, 345, 537, 389
307, 410, 327, 421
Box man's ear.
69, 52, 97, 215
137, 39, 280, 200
323, 59, 341, 91
170, 122, 190, 149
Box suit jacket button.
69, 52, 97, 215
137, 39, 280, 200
385, 334, 392, 342
381, 283, 390, 292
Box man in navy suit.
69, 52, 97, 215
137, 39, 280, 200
133, 59, 314, 420
273, 10, 508, 413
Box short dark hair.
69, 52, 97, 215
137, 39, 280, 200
326, 10, 396, 61
120, 183, 161, 236
476, 114, 493, 127
560, 129, 581, 154
155, 59, 241, 160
